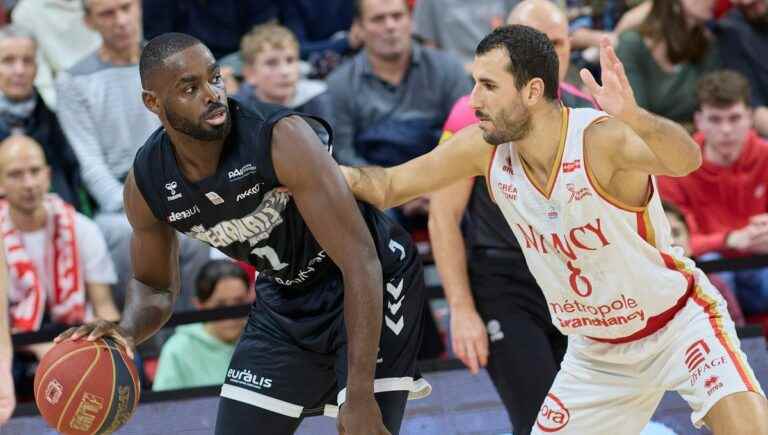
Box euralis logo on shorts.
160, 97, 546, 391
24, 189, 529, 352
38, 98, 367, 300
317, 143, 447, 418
227, 369, 273, 390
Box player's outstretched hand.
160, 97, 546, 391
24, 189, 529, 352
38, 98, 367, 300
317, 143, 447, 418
0, 365, 15, 426
54, 319, 135, 359
450, 306, 488, 375
579, 38, 640, 121
337, 397, 391, 435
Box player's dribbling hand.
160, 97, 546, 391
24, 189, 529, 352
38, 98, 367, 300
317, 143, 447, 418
450, 306, 489, 375
54, 319, 136, 360
337, 397, 391, 435
579, 38, 640, 122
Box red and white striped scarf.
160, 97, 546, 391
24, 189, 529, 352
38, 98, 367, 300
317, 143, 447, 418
1, 194, 85, 332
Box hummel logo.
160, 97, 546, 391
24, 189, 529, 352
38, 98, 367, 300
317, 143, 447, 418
388, 299, 403, 315
165, 181, 181, 201
385, 278, 405, 335
386, 279, 403, 299
385, 316, 404, 335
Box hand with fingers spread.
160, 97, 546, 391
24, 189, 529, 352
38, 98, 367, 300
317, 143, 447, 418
579, 38, 641, 121
450, 306, 489, 374
54, 319, 136, 359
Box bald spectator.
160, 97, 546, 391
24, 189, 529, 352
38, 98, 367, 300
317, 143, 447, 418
0, 25, 85, 212
56, 0, 210, 311
0, 136, 120, 396
428, 2, 597, 434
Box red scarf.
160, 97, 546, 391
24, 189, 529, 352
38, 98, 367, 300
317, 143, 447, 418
1, 194, 85, 332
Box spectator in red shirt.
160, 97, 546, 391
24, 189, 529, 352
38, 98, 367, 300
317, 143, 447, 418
659, 69, 768, 315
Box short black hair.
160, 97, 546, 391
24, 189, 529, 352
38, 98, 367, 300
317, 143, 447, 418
195, 260, 250, 303
475, 24, 559, 101
139, 32, 203, 89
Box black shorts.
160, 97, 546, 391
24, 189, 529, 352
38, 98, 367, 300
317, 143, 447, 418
217, 255, 430, 424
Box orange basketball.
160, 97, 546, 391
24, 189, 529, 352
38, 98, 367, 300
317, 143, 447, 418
33, 338, 141, 435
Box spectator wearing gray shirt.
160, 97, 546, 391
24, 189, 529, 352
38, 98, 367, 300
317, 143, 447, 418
327, 0, 471, 230
55, 0, 209, 317
327, 0, 471, 169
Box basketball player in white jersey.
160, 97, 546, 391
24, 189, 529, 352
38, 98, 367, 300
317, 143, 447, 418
342, 25, 768, 434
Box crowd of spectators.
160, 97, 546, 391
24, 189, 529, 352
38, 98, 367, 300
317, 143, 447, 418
1, 0, 768, 424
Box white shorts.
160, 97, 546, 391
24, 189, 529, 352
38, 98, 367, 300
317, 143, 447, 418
532, 279, 765, 434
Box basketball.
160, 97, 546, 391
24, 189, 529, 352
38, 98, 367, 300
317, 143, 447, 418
33, 338, 141, 434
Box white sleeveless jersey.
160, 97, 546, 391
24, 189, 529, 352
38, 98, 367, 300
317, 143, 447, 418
488, 107, 696, 342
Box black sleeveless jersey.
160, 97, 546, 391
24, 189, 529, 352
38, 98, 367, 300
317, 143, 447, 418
132, 98, 414, 297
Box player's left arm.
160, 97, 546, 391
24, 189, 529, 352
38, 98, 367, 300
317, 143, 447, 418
581, 39, 702, 178
609, 109, 701, 177
270, 116, 387, 432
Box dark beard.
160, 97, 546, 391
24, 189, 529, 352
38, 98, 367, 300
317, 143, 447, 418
166, 104, 231, 141
482, 110, 532, 145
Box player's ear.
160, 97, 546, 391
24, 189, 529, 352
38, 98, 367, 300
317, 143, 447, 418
142, 90, 160, 116
524, 77, 545, 106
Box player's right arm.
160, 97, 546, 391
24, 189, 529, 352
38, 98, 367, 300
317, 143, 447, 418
55, 171, 181, 358
341, 124, 494, 210
427, 178, 488, 374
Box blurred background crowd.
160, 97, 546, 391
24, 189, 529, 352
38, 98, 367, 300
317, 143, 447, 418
1, 0, 768, 421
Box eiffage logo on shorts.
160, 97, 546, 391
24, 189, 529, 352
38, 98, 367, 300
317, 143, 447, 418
685, 339, 710, 372
536, 393, 570, 432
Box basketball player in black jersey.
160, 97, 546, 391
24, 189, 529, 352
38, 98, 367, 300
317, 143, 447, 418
55, 33, 430, 435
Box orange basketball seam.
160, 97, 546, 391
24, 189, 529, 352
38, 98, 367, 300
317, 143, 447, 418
95, 341, 118, 435
55, 343, 101, 432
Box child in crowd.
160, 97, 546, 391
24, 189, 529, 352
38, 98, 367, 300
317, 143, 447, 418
236, 23, 333, 121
